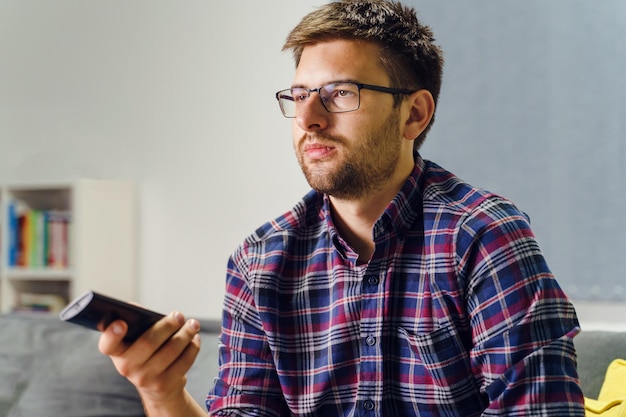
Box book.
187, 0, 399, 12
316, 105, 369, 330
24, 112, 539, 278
47, 210, 70, 268
7, 202, 71, 268
7, 201, 18, 266
15, 292, 68, 313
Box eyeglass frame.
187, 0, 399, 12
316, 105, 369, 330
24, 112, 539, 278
275, 82, 417, 118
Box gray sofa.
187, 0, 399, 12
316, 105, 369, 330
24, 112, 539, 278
0, 313, 623, 416
0, 314, 220, 417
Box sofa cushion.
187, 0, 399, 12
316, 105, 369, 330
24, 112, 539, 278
2, 314, 144, 417
0, 314, 220, 417
575, 330, 626, 399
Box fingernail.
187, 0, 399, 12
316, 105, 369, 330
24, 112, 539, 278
188, 318, 200, 331
112, 322, 124, 335
171, 311, 184, 324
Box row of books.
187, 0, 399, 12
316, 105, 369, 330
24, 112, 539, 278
12, 292, 68, 313
6, 201, 71, 268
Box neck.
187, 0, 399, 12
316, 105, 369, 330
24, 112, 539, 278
329, 196, 383, 263
329, 158, 414, 263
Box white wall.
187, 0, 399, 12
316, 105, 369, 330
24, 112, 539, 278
0, 1, 324, 318
2, 1, 625, 327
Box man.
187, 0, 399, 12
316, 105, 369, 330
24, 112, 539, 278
100, 1, 585, 416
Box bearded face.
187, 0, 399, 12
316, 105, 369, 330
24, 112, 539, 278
295, 109, 402, 200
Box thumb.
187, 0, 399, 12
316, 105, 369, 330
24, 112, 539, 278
98, 320, 128, 356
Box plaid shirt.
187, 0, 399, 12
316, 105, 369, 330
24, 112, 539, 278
207, 154, 585, 417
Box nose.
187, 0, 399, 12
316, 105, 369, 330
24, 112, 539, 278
295, 92, 329, 132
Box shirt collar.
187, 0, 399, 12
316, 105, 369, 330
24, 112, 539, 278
375, 153, 425, 241
321, 153, 425, 250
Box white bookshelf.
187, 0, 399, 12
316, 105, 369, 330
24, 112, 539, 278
0, 179, 136, 313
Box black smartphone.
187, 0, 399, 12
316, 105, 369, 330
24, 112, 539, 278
60, 290, 165, 343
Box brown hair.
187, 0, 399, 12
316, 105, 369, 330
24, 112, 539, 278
283, 0, 444, 149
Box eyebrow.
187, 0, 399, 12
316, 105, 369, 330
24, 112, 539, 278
290, 79, 360, 89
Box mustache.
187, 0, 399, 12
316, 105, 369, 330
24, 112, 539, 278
298, 133, 345, 145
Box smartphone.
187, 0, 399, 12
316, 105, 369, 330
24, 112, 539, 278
60, 290, 165, 343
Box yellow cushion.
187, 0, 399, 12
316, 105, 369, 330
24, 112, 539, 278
585, 359, 626, 417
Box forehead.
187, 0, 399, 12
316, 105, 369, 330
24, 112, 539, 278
294, 39, 389, 86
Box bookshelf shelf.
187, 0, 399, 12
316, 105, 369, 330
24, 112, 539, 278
4, 268, 74, 280
0, 179, 136, 313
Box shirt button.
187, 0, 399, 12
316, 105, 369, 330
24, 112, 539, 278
367, 275, 379, 285
363, 399, 375, 411
365, 335, 376, 346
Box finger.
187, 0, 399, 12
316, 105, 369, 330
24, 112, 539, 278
129, 311, 187, 359
98, 320, 128, 356
106, 313, 186, 382
167, 328, 202, 377
118, 311, 188, 380
148, 318, 201, 373
131, 318, 201, 390
153, 332, 202, 395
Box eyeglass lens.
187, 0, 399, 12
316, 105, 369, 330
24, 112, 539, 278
278, 82, 361, 117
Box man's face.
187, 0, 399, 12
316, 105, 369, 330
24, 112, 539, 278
291, 39, 406, 200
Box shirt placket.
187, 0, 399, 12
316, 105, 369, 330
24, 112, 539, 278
356, 222, 393, 416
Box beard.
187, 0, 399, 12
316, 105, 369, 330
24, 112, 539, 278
295, 111, 402, 200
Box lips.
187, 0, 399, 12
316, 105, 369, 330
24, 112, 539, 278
303, 142, 336, 160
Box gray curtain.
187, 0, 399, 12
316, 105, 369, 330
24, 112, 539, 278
415, 1, 626, 300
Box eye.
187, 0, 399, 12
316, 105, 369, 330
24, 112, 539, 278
330, 83, 357, 100
291, 89, 309, 103
336, 89, 351, 97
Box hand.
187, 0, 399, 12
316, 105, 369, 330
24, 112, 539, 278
98, 311, 202, 408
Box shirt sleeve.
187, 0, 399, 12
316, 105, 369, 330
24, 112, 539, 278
206, 249, 289, 417
457, 197, 585, 416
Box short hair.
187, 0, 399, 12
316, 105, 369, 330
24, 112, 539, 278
283, 0, 444, 149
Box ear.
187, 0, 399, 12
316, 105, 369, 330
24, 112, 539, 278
402, 89, 435, 141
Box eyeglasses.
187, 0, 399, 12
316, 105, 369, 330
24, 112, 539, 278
275, 82, 415, 118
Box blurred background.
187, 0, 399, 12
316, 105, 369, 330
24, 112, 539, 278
1, 1, 624, 327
